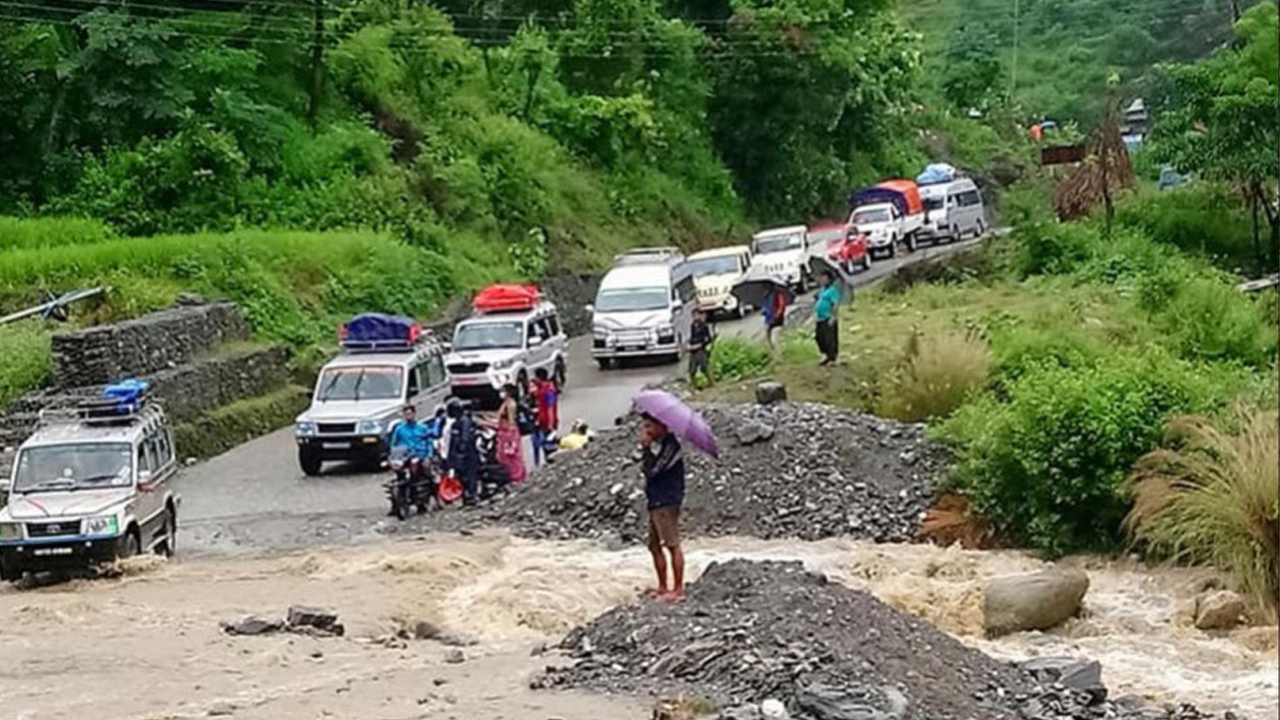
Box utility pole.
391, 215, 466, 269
308, 0, 325, 132
1009, 0, 1020, 104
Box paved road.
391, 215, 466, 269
175, 236, 987, 554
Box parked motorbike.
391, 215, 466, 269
474, 422, 512, 501
385, 447, 438, 520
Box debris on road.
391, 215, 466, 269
221, 606, 344, 637
536, 559, 1228, 720
485, 402, 946, 544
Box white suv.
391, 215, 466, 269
446, 290, 567, 406
294, 315, 451, 476
0, 383, 180, 580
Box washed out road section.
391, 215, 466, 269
174, 237, 986, 555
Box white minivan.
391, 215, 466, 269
919, 178, 986, 245
589, 248, 695, 368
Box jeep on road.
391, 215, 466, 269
0, 381, 180, 581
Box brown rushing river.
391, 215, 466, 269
0, 532, 1274, 719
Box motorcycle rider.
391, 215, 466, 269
445, 400, 481, 507
386, 405, 440, 484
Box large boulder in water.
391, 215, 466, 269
983, 568, 1089, 637
1194, 590, 1245, 631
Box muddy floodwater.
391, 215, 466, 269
0, 532, 1275, 720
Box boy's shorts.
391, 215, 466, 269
647, 505, 681, 549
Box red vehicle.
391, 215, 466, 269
828, 225, 871, 273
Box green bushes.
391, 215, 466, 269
938, 352, 1234, 556
173, 385, 310, 459
1115, 185, 1259, 271
709, 336, 772, 383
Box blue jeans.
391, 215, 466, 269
532, 429, 549, 467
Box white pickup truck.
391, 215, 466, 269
848, 180, 925, 259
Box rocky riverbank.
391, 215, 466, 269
537, 559, 1235, 720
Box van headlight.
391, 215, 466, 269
357, 419, 385, 435
656, 325, 676, 343
295, 421, 317, 437
491, 357, 518, 370
84, 515, 119, 537
0, 522, 20, 540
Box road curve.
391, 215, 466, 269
174, 235, 988, 554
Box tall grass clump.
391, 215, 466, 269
1125, 408, 1279, 618
0, 321, 52, 407
877, 329, 991, 422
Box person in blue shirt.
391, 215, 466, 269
387, 405, 443, 462
813, 270, 841, 366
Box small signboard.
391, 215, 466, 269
1042, 144, 1087, 166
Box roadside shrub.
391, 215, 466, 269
0, 320, 51, 407
710, 336, 772, 382
1152, 274, 1277, 367
1125, 408, 1279, 618
877, 329, 990, 422
1014, 221, 1093, 277
938, 353, 1222, 556
1115, 185, 1261, 272
989, 324, 1105, 382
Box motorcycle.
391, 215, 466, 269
385, 446, 438, 520
474, 422, 512, 501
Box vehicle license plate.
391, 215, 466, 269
34, 547, 72, 556
623, 345, 643, 352
323, 442, 347, 450
453, 376, 481, 386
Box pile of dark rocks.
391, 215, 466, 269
488, 402, 946, 544
536, 560, 1231, 720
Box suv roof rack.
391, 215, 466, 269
339, 313, 438, 354
613, 247, 685, 267
37, 393, 167, 431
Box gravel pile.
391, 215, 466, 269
536, 560, 1228, 720
490, 402, 946, 544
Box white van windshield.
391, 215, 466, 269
13, 443, 133, 493
596, 287, 669, 312
453, 321, 524, 351
851, 208, 891, 224
316, 365, 403, 401
688, 256, 742, 277
753, 234, 803, 254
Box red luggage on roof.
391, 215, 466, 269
473, 284, 542, 313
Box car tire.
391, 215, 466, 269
975, 219, 986, 238
120, 529, 141, 561
887, 241, 897, 259
156, 506, 176, 557
906, 234, 917, 253
596, 358, 613, 371
299, 449, 323, 477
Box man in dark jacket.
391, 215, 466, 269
640, 413, 685, 601
445, 401, 480, 506
687, 309, 714, 386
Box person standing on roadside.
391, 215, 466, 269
687, 308, 714, 386
814, 270, 841, 366
496, 384, 527, 484
640, 413, 686, 601
762, 287, 788, 347
445, 401, 480, 506
529, 367, 559, 467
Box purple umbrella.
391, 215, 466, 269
632, 390, 719, 458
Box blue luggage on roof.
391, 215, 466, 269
341, 313, 422, 351
916, 163, 957, 186
102, 378, 149, 415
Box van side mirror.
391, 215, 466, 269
584, 304, 594, 314
528, 336, 544, 348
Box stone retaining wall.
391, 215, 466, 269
51, 302, 250, 388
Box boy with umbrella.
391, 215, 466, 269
632, 390, 719, 602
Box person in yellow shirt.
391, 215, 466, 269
558, 420, 592, 451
